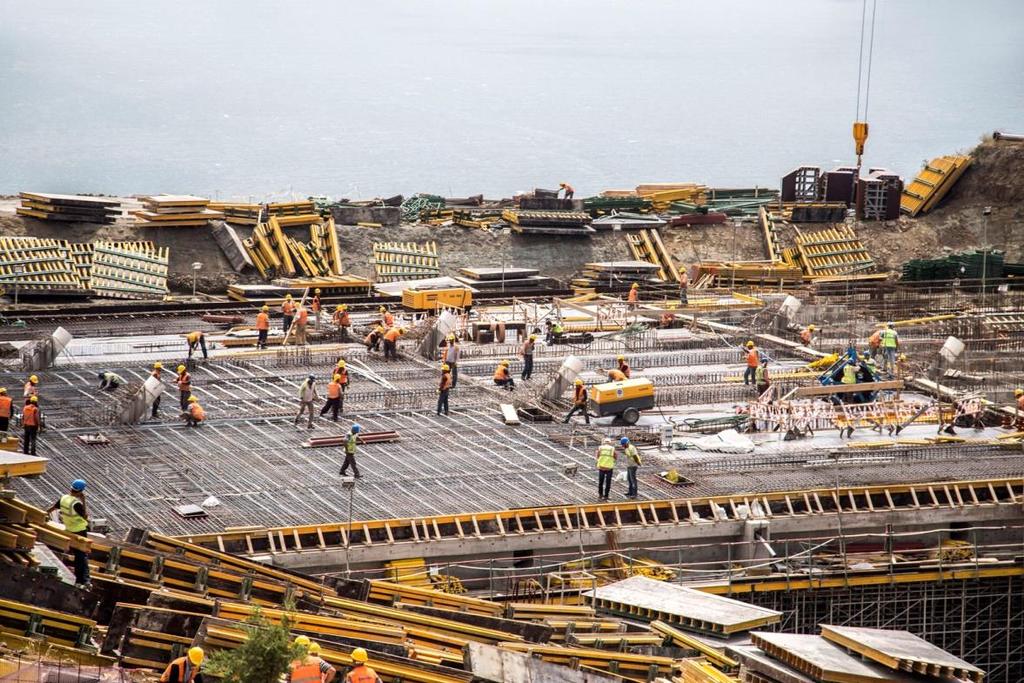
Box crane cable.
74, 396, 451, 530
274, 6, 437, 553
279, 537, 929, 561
853, 0, 879, 168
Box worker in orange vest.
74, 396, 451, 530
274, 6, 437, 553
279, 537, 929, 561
184, 396, 205, 427
255, 305, 270, 349
281, 294, 296, 336
150, 362, 164, 418
364, 325, 384, 352
186, 331, 207, 360
382, 327, 403, 361
563, 378, 590, 424
493, 360, 515, 391
24, 375, 38, 399
0, 387, 12, 436
604, 367, 627, 382
22, 395, 41, 455
799, 324, 815, 347
289, 636, 323, 683
437, 363, 453, 416
867, 328, 881, 361
294, 305, 309, 345
559, 182, 574, 200
160, 646, 204, 683
308, 642, 337, 683
311, 288, 322, 331
627, 282, 639, 305
742, 341, 759, 386
175, 365, 192, 409
344, 648, 382, 683
321, 374, 343, 421
333, 304, 351, 340
379, 306, 395, 329
616, 355, 631, 378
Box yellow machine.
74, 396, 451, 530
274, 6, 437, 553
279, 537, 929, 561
401, 286, 472, 311
588, 378, 655, 425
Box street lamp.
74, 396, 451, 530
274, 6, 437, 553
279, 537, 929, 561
563, 463, 586, 563
341, 476, 356, 577
13, 267, 25, 306
981, 207, 992, 298
191, 262, 202, 297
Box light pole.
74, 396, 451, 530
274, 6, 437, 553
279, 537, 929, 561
563, 463, 586, 563
981, 206, 992, 299
191, 262, 202, 297
13, 267, 25, 306
341, 476, 356, 577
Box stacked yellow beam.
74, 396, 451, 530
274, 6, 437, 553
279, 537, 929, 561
372, 241, 440, 282
384, 558, 431, 588
134, 195, 223, 227
794, 225, 876, 277
369, 580, 502, 616
900, 154, 972, 216
0, 235, 83, 292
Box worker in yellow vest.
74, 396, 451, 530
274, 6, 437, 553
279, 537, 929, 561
46, 479, 90, 587
345, 648, 382, 683
880, 322, 900, 374
595, 438, 616, 501
160, 646, 204, 683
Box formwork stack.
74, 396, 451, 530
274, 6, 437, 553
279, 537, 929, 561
372, 241, 440, 282
16, 192, 122, 224
901, 154, 973, 216
133, 195, 224, 227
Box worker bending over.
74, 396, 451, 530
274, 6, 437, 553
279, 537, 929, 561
255, 305, 270, 349
622, 437, 641, 499
595, 437, 616, 501
799, 324, 815, 347
0, 387, 11, 436
743, 341, 759, 386
160, 647, 205, 683
333, 304, 351, 340
603, 367, 627, 382
440, 334, 460, 388
296, 375, 318, 429
616, 355, 631, 378
175, 365, 192, 409
24, 374, 38, 399
493, 360, 515, 391
364, 325, 384, 352
321, 374, 344, 421
98, 371, 125, 391
339, 424, 362, 478
867, 328, 881, 360
558, 182, 574, 200
22, 396, 41, 455
184, 396, 205, 427
382, 326, 404, 360
520, 334, 536, 380
437, 363, 452, 416
186, 331, 207, 360
563, 379, 590, 424
281, 294, 296, 335
880, 322, 900, 374
47, 479, 90, 587
150, 363, 164, 418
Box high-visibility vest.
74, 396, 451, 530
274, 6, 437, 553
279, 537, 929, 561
346, 433, 358, 455
881, 328, 898, 348
596, 445, 616, 470
746, 349, 759, 367
494, 366, 508, 381
289, 658, 322, 683
327, 381, 341, 399
189, 403, 205, 421
868, 330, 881, 348
296, 308, 308, 325
800, 329, 812, 344
346, 665, 380, 683
337, 369, 349, 386
335, 311, 350, 326
439, 372, 452, 391
178, 373, 191, 392
383, 313, 394, 327
256, 312, 270, 330
755, 365, 768, 384
60, 494, 88, 533
573, 385, 587, 405
618, 362, 631, 378
627, 289, 638, 303
187, 332, 202, 345
552, 323, 563, 334
842, 364, 858, 384
22, 404, 40, 427
383, 328, 400, 342
0, 396, 12, 418
160, 657, 198, 683
282, 301, 295, 316
624, 444, 641, 467
608, 369, 626, 381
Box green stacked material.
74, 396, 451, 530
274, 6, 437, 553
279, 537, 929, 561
401, 194, 446, 222
901, 250, 1005, 282
582, 196, 653, 214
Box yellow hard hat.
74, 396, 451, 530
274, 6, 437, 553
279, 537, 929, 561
29, 395, 38, 403
29, 375, 38, 383
314, 288, 321, 294
153, 362, 163, 369
1015, 389, 1024, 397
0, 388, 5, 394
441, 364, 450, 371
746, 341, 754, 348
631, 283, 638, 288
286, 294, 293, 300
336, 304, 344, 311
308, 642, 321, 655
616, 355, 625, 361
808, 324, 816, 331
351, 648, 368, 663
332, 374, 342, 382
188, 396, 198, 403
529, 334, 537, 340
337, 360, 346, 368
261, 305, 269, 311
188, 647, 204, 666
898, 353, 907, 361
399, 328, 406, 335
177, 365, 187, 373
446, 334, 455, 341
574, 378, 584, 385
500, 360, 510, 366
294, 635, 311, 648
379, 306, 387, 313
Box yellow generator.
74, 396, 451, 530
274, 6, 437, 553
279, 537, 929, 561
401, 286, 473, 311
588, 378, 655, 425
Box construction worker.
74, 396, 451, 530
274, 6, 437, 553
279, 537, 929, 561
440, 334, 460, 388
0, 387, 11, 436
364, 324, 384, 352
339, 424, 361, 478
437, 364, 452, 416
288, 635, 321, 683
563, 378, 590, 424
880, 322, 900, 374
46, 479, 90, 587
743, 341, 758, 386
382, 326, 403, 361
333, 304, 351, 341
660, 311, 676, 328
345, 648, 382, 683
175, 365, 192, 409
551, 319, 564, 343
595, 437, 616, 501
321, 374, 343, 421
23, 374, 38, 399
616, 355, 631, 379
604, 367, 627, 382
493, 360, 515, 391
311, 288, 322, 331
755, 358, 770, 396
799, 324, 815, 347
296, 375, 318, 429
184, 396, 205, 427
895, 353, 910, 382
679, 268, 689, 306
1015, 388, 1024, 412
22, 396, 40, 455
256, 305, 270, 349
294, 304, 309, 345
98, 371, 125, 391
308, 642, 337, 683
558, 182, 574, 200
334, 360, 350, 411
186, 331, 208, 359
148, 363, 164, 418
520, 334, 536, 380
379, 306, 395, 329
867, 328, 882, 361
159, 646, 205, 683
627, 282, 639, 308
282, 294, 296, 337
622, 437, 641, 499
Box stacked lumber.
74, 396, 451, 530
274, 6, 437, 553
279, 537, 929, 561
452, 209, 503, 230
571, 260, 665, 292
455, 266, 560, 294
243, 217, 343, 279
794, 225, 876, 277
501, 209, 594, 236
373, 241, 440, 282
209, 202, 261, 225
0, 235, 83, 294
16, 192, 121, 223
133, 194, 223, 227
88, 241, 170, 299
625, 229, 681, 282
901, 154, 972, 216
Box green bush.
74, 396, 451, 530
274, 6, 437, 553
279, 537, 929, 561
205, 606, 305, 683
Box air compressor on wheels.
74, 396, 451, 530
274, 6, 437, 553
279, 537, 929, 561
588, 378, 655, 425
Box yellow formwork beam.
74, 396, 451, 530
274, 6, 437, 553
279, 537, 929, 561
900, 154, 972, 216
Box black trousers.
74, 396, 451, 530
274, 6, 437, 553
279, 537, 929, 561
383, 339, 397, 360
23, 425, 38, 455
521, 354, 534, 380
598, 469, 613, 499
320, 397, 341, 420
73, 529, 90, 585
340, 453, 360, 477
448, 363, 458, 388
179, 390, 191, 410
257, 329, 268, 348
743, 366, 756, 385
436, 389, 450, 415
0, 416, 9, 432
151, 394, 161, 417
494, 378, 514, 391
189, 336, 208, 359
564, 404, 590, 424
282, 315, 293, 336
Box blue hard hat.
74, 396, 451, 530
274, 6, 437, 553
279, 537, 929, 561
351, 424, 361, 433
620, 437, 629, 446
71, 479, 86, 492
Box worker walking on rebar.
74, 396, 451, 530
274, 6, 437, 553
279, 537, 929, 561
295, 375, 318, 429
364, 324, 384, 352
160, 647, 205, 683
183, 396, 205, 427
334, 360, 350, 411
755, 358, 771, 396
175, 364, 192, 409
622, 437, 641, 499
563, 378, 590, 424
21, 396, 41, 455
799, 324, 815, 347
880, 322, 900, 375
743, 341, 759, 386
281, 294, 296, 336
294, 304, 309, 345
379, 305, 395, 329
311, 288, 322, 331
344, 647, 382, 683
382, 326, 404, 361
559, 182, 574, 200
186, 330, 208, 359
0, 388, 11, 437
437, 363, 452, 416
256, 305, 270, 349
339, 424, 362, 478
440, 334, 460, 388
150, 363, 163, 418
23, 374, 38, 399
520, 334, 536, 380
97, 370, 125, 391
616, 355, 631, 378
321, 374, 343, 421
493, 360, 515, 391
333, 304, 351, 341
627, 282, 639, 310
46, 479, 90, 587
596, 437, 616, 501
